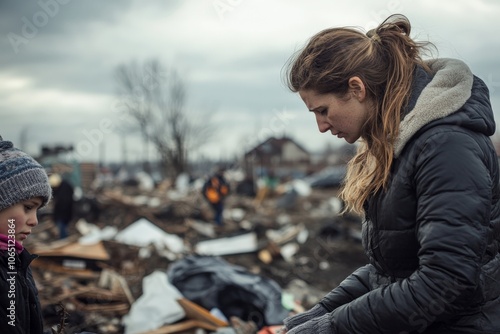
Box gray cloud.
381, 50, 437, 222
1, 0, 500, 162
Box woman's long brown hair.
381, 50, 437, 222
285, 14, 432, 214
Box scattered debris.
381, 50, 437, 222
25, 180, 366, 333
122, 271, 185, 334
195, 232, 259, 256
167, 255, 291, 329
114, 218, 185, 254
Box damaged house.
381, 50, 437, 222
243, 136, 311, 178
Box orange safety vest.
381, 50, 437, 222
204, 176, 228, 204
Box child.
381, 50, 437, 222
0, 136, 52, 333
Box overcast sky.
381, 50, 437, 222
1, 0, 499, 164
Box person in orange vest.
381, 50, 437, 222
202, 167, 230, 226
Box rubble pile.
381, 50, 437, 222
26, 181, 367, 334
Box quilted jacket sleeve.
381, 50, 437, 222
288, 130, 492, 333
318, 264, 373, 311
284, 264, 372, 330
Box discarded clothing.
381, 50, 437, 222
167, 255, 289, 328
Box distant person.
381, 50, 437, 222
280, 14, 500, 333
254, 170, 279, 207
0, 136, 52, 333
50, 173, 74, 239
202, 167, 230, 226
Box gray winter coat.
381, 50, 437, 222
284, 58, 500, 333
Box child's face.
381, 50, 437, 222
0, 197, 43, 244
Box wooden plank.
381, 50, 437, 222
34, 241, 110, 261
30, 258, 100, 278
177, 298, 228, 327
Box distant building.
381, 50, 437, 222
243, 136, 311, 178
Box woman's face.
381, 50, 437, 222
299, 77, 372, 144
0, 197, 42, 244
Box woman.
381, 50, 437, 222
281, 14, 500, 333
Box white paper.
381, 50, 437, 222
123, 271, 185, 334
114, 218, 184, 253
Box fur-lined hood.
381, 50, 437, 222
394, 58, 495, 157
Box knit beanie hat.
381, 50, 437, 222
0, 136, 52, 211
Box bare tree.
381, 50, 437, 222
114, 59, 213, 178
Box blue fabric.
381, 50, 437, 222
212, 202, 224, 226
56, 219, 69, 239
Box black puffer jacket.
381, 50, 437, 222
0, 249, 44, 334
284, 59, 500, 333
